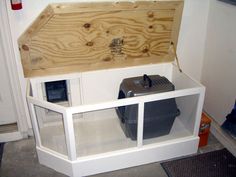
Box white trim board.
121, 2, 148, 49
37, 137, 199, 177
0, 132, 23, 143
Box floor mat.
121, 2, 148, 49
161, 148, 236, 177
0, 143, 4, 166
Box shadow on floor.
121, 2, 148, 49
0, 143, 4, 166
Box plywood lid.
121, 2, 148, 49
18, 1, 184, 77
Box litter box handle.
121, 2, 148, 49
143, 74, 152, 88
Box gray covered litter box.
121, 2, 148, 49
116, 74, 180, 140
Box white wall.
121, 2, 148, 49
177, 0, 210, 81
0, 34, 17, 125
201, 0, 236, 125
5, 0, 210, 129
0, 0, 28, 134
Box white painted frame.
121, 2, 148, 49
26, 64, 205, 177
0, 0, 28, 142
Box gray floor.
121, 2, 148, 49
0, 134, 224, 177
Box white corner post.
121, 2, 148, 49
28, 103, 42, 147
193, 88, 206, 136
63, 111, 77, 161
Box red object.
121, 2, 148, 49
199, 113, 212, 147
11, 0, 22, 10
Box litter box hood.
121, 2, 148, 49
18, 1, 184, 77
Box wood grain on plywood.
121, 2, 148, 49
18, 1, 184, 77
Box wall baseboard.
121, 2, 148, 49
0, 131, 24, 143
210, 119, 236, 156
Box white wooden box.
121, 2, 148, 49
20, 1, 205, 176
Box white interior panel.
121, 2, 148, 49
175, 94, 199, 133
81, 63, 173, 104
172, 65, 202, 90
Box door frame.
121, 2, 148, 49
0, 0, 29, 142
